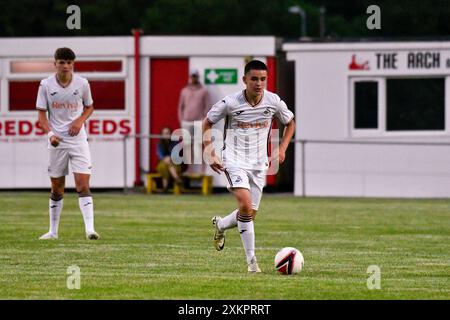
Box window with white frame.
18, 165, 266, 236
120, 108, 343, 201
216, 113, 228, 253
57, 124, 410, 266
354, 80, 378, 129
351, 76, 446, 134
6, 58, 127, 112
386, 78, 445, 131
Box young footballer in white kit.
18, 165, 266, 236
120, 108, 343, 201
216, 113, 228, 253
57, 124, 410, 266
203, 60, 295, 272
36, 47, 100, 240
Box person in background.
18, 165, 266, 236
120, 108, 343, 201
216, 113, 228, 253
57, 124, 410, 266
156, 127, 185, 193
178, 69, 210, 173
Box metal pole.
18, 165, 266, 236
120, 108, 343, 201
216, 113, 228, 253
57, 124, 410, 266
132, 28, 143, 186
301, 140, 306, 197
319, 6, 326, 38
299, 9, 306, 38
123, 136, 128, 194
288, 5, 307, 38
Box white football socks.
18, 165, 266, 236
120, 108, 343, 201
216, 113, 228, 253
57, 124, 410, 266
237, 219, 255, 264
49, 198, 63, 235
218, 209, 238, 231
79, 196, 95, 234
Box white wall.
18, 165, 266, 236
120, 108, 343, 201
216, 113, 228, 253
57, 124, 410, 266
284, 41, 450, 198
292, 52, 351, 140
0, 38, 136, 188
0, 36, 276, 189
304, 142, 450, 197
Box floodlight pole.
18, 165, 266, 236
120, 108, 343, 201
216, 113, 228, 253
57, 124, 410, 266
319, 6, 326, 38
288, 5, 307, 38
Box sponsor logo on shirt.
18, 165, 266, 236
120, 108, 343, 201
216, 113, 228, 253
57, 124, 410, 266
51, 101, 78, 110
236, 121, 269, 129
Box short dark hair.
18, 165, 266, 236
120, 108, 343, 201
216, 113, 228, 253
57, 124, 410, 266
244, 60, 267, 74
54, 47, 76, 61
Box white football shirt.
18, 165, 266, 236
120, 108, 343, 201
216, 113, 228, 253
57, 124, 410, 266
207, 89, 294, 170
36, 74, 93, 148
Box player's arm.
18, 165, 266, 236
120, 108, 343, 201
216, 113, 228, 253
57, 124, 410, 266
36, 82, 61, 147
38, 110, 51, 134
202, 118, 224, 174
38, 109, 61, 147
273, 96, 295, 164
278, 119, 295, 164
202, 98, 227, 173
69, 81, 94, 137
68, 105, 93, 137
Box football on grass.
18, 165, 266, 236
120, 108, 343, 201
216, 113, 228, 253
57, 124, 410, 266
274, 247, 304, 275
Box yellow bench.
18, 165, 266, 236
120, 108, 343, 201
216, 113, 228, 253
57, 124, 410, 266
146, 173, 213, 195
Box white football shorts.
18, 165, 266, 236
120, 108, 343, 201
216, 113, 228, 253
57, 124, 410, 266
48, 144, 92, 178
224, 167, 266, 210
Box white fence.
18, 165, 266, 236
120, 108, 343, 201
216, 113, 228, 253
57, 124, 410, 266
295, 139, 450, 198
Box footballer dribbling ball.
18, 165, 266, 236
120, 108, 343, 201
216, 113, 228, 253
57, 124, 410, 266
274, 247, 304, 275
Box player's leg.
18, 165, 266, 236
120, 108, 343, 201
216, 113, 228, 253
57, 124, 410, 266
40, 149, 69, 240
233, 187, 260, 273
39, 177, 65, 240
248, 169, 265, 220
211, 168, 249, 251
212, 208, 237, 251
71, 145, 99, 240
244, 170, 266, 272
216, 209, 238, 231
74, 173, 99, 239
214, 167, 242, 231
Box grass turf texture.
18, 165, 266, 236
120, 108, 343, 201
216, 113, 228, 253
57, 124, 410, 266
0, 192, 449, 299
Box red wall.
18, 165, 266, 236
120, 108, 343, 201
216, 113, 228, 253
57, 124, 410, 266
266, 57, 277, 186
149, 58, 189, 170
9, 80, 125, 111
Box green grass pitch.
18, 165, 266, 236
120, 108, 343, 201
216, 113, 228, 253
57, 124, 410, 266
0, 192, 449, 299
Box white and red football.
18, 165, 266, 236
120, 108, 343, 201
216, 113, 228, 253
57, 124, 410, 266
274, 247, 304, 275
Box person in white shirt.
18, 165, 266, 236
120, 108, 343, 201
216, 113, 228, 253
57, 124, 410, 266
203, 60, 295, 273
36, 47, 100, 240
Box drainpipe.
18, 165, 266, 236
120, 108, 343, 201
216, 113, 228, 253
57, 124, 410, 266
132, 28, 143, 186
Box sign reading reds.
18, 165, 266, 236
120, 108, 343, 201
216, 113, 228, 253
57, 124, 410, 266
0, 119, 132, 136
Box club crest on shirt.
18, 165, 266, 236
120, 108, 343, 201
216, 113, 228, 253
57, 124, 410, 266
50, 91, 58, 96
73, 90, 79, 95
234, 176, 242, 183
234, 110, 245, 116
263, 107, 271, 116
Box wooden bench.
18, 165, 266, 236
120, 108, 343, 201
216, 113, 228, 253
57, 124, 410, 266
146, 173, 213, 195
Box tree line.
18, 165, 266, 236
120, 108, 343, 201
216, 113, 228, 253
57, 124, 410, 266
0, 0, 448, 39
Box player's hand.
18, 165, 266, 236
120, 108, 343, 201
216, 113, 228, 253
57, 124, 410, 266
271, 148, 286, 164
278, 149, 286, 164
209, 156, 224, 174
68, 119, 83, 136
49, 135, 61, 147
